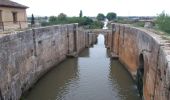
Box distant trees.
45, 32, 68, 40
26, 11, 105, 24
48, 13, 67, 24
106, 12, 117, 21
89, 21, 104, 29
79, 16, 93, 26
97, 13, 105, 21
79, 10, 83, 18
49, 16, 56, 22
58, 13, 67, 20
156, 11, 170, 33
42, 13, 104, 29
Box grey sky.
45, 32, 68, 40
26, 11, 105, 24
13, 0, 170, 17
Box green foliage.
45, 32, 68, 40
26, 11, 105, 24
58, 13, 67, 20
41, 21, 50, 26
106, 12, 117, 21
49, 16, 57, 22
42, 13, 103, 29
79, 10, 83, 17
97, 13, 105, 21
89, 21, 104, 29
114, 17, 129, 24
79, 17, 93, 26
132, 22, 145, 27
156, 11, 170, 33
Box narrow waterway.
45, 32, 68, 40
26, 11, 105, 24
24, 34, 140, 100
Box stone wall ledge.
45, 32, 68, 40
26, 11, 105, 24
106, 23, 170, 100
0, 23, 97, 100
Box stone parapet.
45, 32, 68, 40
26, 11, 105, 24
0, 24, 97, 100
105, 23, 170, 100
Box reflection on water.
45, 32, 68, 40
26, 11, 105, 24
24, 34, 140, 100
79, 49, 90, 57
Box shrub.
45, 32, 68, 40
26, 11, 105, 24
106, 12, 117, 21
97, 13, 105, 21
89, 21, 104, 29
156, 12, 170, 33
41, 13, 103, 29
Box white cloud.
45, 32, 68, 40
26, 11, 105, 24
13, 0, 170, 16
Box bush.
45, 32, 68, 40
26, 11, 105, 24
79, 17, 93, 26
133, 22, 145, 27
89, 21, 104, 29
97, 13, 105, 21
41, 15, 103, 29
156, 12, 170, 33
106, 12, 117, 21
41, 21, 50, 26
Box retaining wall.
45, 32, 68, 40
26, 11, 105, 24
0, 24, 97, 100
105, 23, 170, 100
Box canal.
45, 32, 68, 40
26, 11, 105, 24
24, 34, 140, 100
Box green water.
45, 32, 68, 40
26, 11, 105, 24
24, 34, 140, 100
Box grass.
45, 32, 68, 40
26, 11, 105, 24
131, 22, 145, 27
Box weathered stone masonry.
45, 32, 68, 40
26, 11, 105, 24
105, 23, 170, 100
0, 24, 97, 100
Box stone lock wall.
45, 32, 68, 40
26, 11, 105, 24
0, 23, 97, 100
105, 23, 170, 100
84, 31, 97, 48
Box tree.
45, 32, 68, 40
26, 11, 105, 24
41, 15, 103, 29
31, 14, 35, 26
156, 11, 170, 33
44, 16, 48, 20
106, 12, 117, 21
49, 16, 57, 22
79, 16, 93, 26
89, 21, 104, 29
97, 13, 105, 21
79, 10, 83, 18
58, 13, 67, 20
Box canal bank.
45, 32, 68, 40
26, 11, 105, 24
1, 23, 170, 100
24, 34, 140, 100
0, 24, 97, 100
106, 23, 170, 100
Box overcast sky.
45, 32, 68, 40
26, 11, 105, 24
13, 0, 170, 17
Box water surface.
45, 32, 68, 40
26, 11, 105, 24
24, 34, 140, 100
